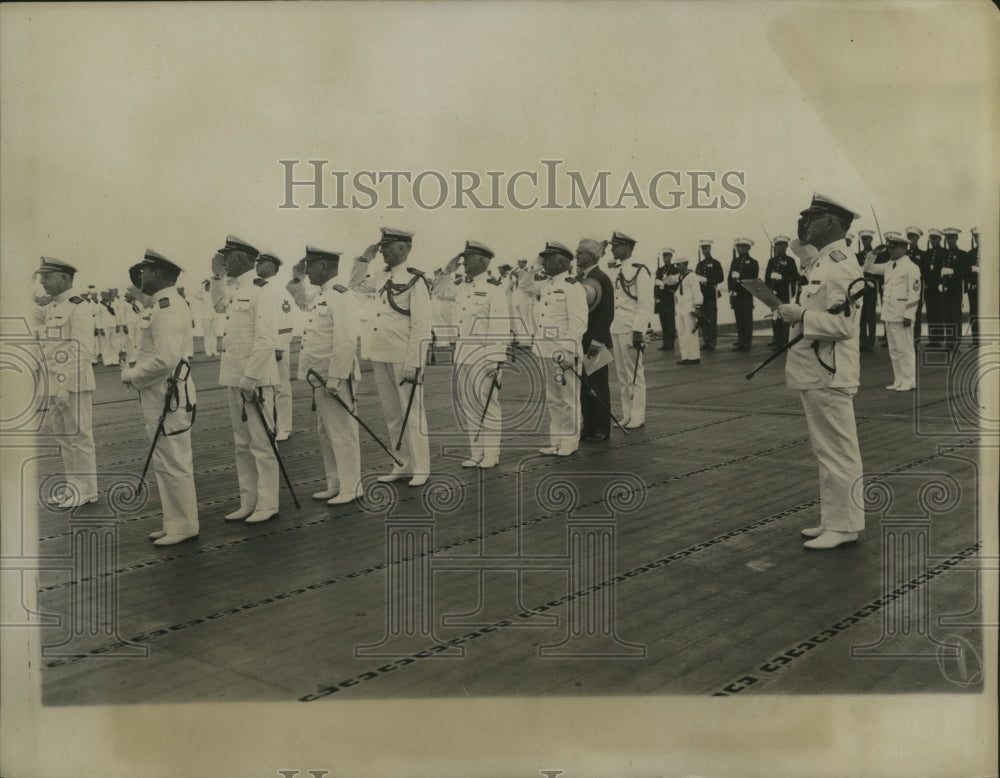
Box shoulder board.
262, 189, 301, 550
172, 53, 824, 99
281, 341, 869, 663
69, 296, 83, 304
487, 278, 501, 286
253, 277, 268, 286
631, 263, 651, 274
333, 284, 348, 293
473, 291, 488, 297
829, 250, 847, 262
158, 297, 170, 308
407, 267, 425, 277
317, 300, 329, 306
565, 276, 578, 284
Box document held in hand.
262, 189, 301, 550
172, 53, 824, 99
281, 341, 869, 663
739, 279, 785, 311
582, 343, 614, 375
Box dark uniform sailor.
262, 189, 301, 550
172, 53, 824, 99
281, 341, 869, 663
855, 230, 878, 351
607, 231, 653, 429
695, 240, 724, 351
34, 257, 98, 508
939, 227, 969, 349
777, 194, 865, 550
729, 238, 759, 351
764, 236, 798, 349
211, 235, 281, 524
654, 248, 677, 350
350, 228, 432, 487
120, 251, 199, 545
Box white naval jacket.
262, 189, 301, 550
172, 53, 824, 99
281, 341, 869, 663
610, 262, 655, 334
121, 286, 194, 390
785, 239, 862, 393
526, 271, 588, 359
297, 277, 360, 383
433, 272, 511, 365
37, 288, 96, 393
212, 269, 279, 388
349, 259, 432, 370
864, 255, 921, 323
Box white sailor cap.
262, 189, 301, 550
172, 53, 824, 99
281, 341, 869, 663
884, 231, 908, 246
698, 239, 713, 247
858, 230, 876, 238
661, 247, 675, 256
942, 227, 962, 236
905, 226, 924, 237
733, 238, 754, 247
772, 235, 791, 245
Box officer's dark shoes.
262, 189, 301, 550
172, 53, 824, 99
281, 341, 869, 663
803, 531, 858, 550
154, 533, 198, 546
677, 359, 701, 365
582, 433, 608, 443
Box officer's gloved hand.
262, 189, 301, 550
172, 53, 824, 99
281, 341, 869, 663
777, 303, 805, 323
325, 377, 343, 395
586, 342, 602, 359
401, 366, 420, 384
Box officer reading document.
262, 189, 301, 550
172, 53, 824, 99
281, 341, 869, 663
777, 194, 865, 550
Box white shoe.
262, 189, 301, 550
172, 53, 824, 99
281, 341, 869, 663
621, 418, 631, 428
148, 530, 167, 540
478, 459, 499, 469
377, 471, 410, 483
58, 495, 98, 509
885, 384, 900, 390
894, 384, 914, 392
624, 420, 645, 430
556, 447, 577, 457
408, 476, 428, 488
312, 489, 339, 500
225, 506, 254, 521
538, 446, 559, 456
804, 531, 859, 550
461, 458, 482, 468
800, 525, 824, 538
154, 533, 199, 546
327, 492, 358, 505
245, 509, 278, 524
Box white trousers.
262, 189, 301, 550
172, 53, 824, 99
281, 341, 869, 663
46, 390, 98, 500
612, 331, 645, 425
547, 359, 580, 453
227, 386, 279, 512
675, 310, 700, 361
202, 318, 217, 356
885, 321, 915, 388
372, 361, 429, 477
315, 388, 361, 496
456, 363, 502, 463
140, 381, 199, 536
799, 388, 865, 533
275, 353, 293, 436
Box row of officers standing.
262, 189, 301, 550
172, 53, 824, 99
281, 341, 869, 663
32, 218, 980, 547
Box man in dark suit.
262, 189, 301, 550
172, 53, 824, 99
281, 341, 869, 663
695, 240, 724, 351
939, 228, 970, 350
764, 236, 798, 349
575, 238, 615, 443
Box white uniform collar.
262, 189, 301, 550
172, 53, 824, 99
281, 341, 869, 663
54, 288, 76, 303
233, 267, 258, 289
